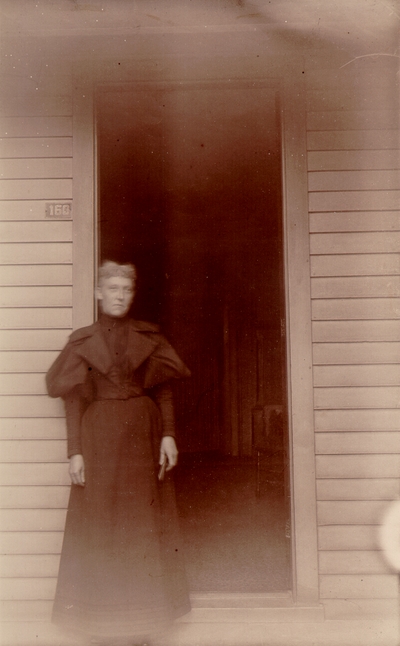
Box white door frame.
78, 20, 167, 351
71, 62, 319, 608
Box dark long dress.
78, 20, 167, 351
46, 315, 191, 641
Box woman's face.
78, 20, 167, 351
96, 276, 135, 317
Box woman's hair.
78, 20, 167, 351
98, 261, 137, 286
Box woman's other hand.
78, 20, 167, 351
69, 454, 85, 486
160, 436, 178, 471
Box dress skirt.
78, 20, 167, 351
52, 395, 190, 640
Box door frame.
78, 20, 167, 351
280, 76, 319, 604
72, 62, 319, 608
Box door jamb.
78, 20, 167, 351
281, 74, 319, 604
71, 67, 319, 608
72, 67, 96, 330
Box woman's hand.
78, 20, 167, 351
69, 454, 85, 486
159, 436, 178, 472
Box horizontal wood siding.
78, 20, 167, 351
0, 77, 73, 620
307, 57, 400, 618
2, 49, 399, 626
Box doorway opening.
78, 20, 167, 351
97, 81, 290, 593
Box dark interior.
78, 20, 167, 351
97, 82, 290, 592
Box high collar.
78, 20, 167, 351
75, 317, 159, 377
99, 313, 130, 329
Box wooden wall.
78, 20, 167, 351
0, 63, 73, 622
307, 57, 400, 619
1, 49, 399, 626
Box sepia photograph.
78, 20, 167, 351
0, 1, 399, 645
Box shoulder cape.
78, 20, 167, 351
46, 320, 190, 399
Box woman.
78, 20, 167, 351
46, 261, 191, 645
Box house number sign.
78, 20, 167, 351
45, 202, 72, 218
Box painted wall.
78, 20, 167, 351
0, 44, 399, 626
306, 56, 400, 619
0, 60, 74, 622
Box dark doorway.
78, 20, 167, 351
97, 82, 290, 592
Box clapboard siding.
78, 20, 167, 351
0, 578, 57, 601
0, 221, 72, 243
0, 265, 72, 286
312, 320, 400, 342
0, 117, 72, 138
317, 479, 400, 501
0, 243, 72, 265
0, 352, 59, 373
0, 464, 69, 487
315, 409, 400, 431
0, 418, 66, 440
0, 532, 63, 557
316, 455, 400, 479
310, 231, 400, 254
308, 169, 400, 191
0, 396, 63, 418
0, 287, 72, 309
319, 551, 391, 575
311, 254, 400, 277
0, 308, 72, 329
0, 138, 72, 159
1, 51, 398, 625
0, 374, 47, 395
0, 510, 67, 532
1, 440, 66, 463
0, 86, 73, 624
0, 555, 60, 579
313, 342, 400, 365
307, 110, 399, 131
0, 179, 72, 201
311, 276, 400, 298
318, 525, 379, 551
307, 130, 398, 150
319, 575, 398, 599
0, 158, 72, 179
323, 599, 398, 620
312, 298, 400, 320
0, 486, 69, 509
317, 501, 388, 525
307, 150, 400, 171
314, 387, 400, 409
0, 96, 72, 118
315, 432, 400, 454
0, 600, 52, 622
310, 212, 400, 233
0, 329, 70, 350
314, 364, 400, 387
309, 190, 400, 213
308, 60, 400, 617
0, 200, 72, 221
307, 129, 398, 152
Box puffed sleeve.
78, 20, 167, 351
46, 328, 94, 458
143, 335, 191, 389
46, 329, 92, 399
